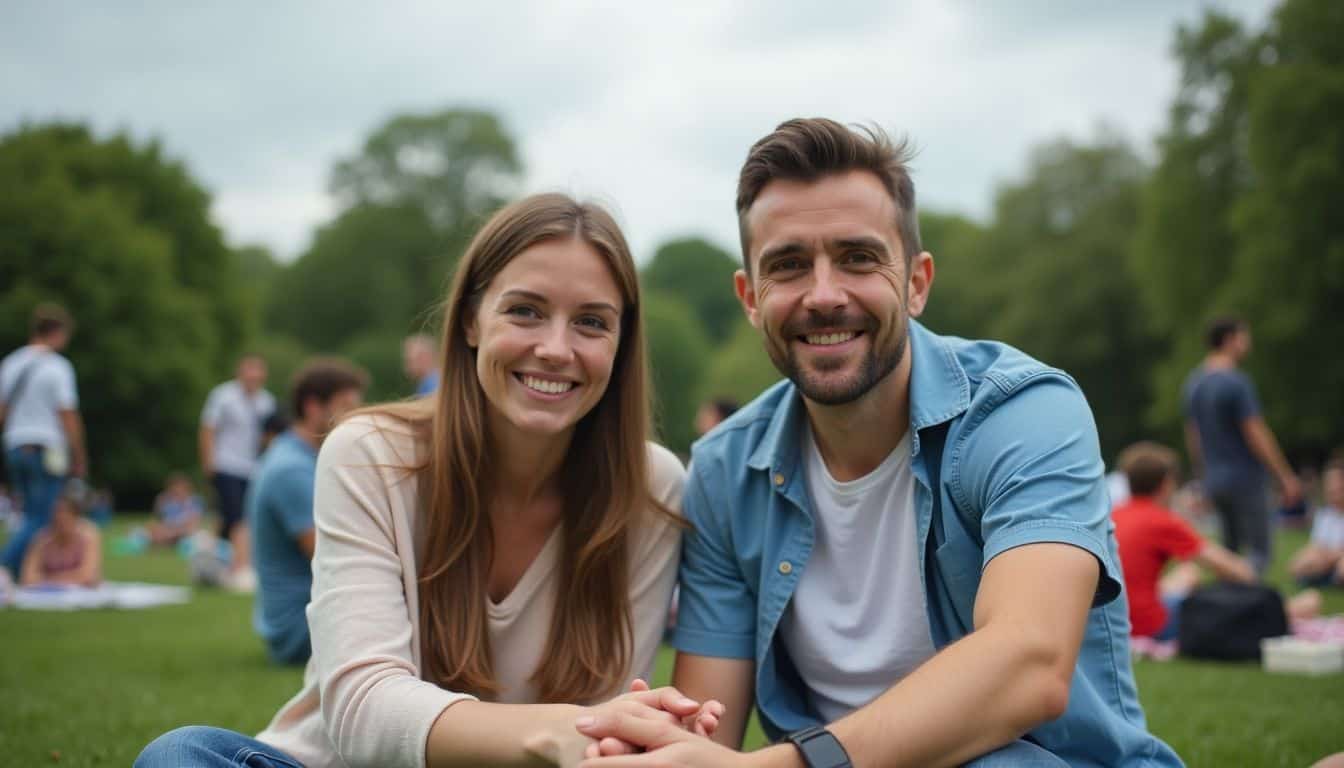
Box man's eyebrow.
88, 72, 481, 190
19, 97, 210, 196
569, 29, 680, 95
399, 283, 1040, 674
830, 236, 889, 254
759, 242, 808, 263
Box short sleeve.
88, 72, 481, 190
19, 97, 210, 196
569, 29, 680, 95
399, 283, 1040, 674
275, 466, 316, 538
1159, 514, 1204, 561
670, 461, 757, 660
956, 375, 1122, 607
53, 358, 78, 409
201, 386, 224, 427
1231, 374, 1262, 423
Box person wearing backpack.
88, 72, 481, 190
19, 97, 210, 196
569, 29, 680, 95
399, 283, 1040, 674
0, 303, 86, 577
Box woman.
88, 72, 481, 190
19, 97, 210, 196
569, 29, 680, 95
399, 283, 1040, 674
137, 194, 717, 768
20, 482, 101, 588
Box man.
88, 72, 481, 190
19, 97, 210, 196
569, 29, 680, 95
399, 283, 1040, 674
1183, 317, 1299, 575
402, 333, 440, 396
1111, 441, 1255, 646
576, 119, 1180, 766
200, 355, 276, 589
0, 304, 86, 576
249, 358, 367, 664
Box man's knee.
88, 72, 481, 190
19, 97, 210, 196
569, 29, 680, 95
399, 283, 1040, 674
962, 739, 1069, 767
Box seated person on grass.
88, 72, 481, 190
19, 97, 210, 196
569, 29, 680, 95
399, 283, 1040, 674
1290, 458, 1344, 588
20, 482, 101, 588
1113, 441, 1256, 641
249, 358, 367, 665
146, 472, 203, 547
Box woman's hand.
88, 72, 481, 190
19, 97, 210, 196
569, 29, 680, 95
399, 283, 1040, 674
575, 709, 752, 767
525, 685, 713, 767
583, 680, 725, 759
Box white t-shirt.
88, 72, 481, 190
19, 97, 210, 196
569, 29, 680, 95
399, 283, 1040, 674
200, 380, 275, 478
778, 426, 936, 724
0, 345, 79, 451
1310, 506, 1344, 551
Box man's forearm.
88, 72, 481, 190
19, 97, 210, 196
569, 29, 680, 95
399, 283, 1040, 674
1244, 419, 1293, 482
753, 626, 1070, 768
198, 427, 215, 474
60, 410, 86, 474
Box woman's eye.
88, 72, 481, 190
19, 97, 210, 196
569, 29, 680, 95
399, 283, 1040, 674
506, 305, 541, 319
576, 315, 611, 331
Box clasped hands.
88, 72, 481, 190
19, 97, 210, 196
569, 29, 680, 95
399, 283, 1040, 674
525, 678, 742, 767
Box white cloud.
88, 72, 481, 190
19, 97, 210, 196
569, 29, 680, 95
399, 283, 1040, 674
2, 0, 1279, 262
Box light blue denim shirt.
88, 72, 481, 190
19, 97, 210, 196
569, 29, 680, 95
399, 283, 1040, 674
672, 321, 1182, 767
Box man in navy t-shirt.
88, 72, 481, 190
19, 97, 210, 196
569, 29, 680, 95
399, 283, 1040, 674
249, 358, 367, 664
1183, 317, 1300, 574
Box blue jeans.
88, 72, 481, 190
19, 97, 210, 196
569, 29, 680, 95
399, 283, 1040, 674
135, 726, 301, 767
965, 739, 1070, 766
2, 446, 66, 574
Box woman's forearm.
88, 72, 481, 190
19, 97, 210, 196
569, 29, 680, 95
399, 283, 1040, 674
425, 700, 586, 768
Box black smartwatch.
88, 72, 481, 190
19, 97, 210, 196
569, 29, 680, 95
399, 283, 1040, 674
785, 725, 852, 768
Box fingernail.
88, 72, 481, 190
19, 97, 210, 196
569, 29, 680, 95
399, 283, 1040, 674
576, 716, 596, 729
678, 697, 697, 707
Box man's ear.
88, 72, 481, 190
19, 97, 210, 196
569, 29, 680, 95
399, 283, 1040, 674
906, 251, 935, 319
734, 270, 762, 329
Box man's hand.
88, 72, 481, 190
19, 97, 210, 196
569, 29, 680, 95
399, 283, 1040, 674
583, 680, 724, 759
1280, 473, 1303, 507
575, 710, 751, 767
528, 685, 715, 767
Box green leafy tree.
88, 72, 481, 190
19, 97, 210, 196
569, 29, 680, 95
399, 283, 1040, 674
0, 124, 238, 497
643, 294, 712, 454
978, 133, 1158, 459
642, 237, 742, 344
915, 211, 991, 339
703, 319, 782, 409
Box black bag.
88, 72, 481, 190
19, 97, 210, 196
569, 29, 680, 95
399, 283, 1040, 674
1178, 582, 1288, 661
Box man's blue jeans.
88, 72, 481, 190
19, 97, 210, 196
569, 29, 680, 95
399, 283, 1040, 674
135, 726, 301, 767
2, 446, 66, 575
966, 739, 1070, 766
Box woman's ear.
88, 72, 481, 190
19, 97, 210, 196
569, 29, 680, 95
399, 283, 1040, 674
464, 313, 480, 349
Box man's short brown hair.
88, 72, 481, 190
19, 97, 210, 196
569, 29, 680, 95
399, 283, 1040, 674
31, 303, 73, 337
290, 358, 369, 420
736, 118, 920, 273
1117, 441, 1181, 497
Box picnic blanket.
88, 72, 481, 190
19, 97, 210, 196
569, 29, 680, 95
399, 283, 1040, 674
10, 582, 190, 611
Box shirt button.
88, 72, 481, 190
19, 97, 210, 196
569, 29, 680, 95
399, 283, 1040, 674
774, 473, 786, 486
778, 561, 793, 575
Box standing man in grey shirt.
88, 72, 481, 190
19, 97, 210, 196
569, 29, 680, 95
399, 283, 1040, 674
200, 354, 275, 590
1183, 316, 1300, 574
0, 304, 86, 577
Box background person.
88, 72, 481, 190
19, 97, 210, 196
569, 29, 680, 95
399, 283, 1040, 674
402, 332, 440, 395
0, 303, 86, 577
1111, 441, 1257, 644
137, 194, 720, 768
250, 357, 368, 665
1289, 458, 1344, 587
199, 354, 275, 590
1183, 316, 1300, 574
19, 482, 101, 588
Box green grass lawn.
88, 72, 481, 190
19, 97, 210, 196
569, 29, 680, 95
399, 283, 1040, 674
1, 519, 1341, 767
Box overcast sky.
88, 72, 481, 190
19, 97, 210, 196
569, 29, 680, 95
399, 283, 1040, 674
3, 1, 1277, 262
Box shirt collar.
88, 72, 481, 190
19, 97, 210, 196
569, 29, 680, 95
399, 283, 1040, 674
747, 320, 970, 472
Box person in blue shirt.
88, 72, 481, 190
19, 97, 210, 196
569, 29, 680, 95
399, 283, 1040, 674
575, 119, 1182, 767
249, 358, 367, 665
403, 333, 441, 396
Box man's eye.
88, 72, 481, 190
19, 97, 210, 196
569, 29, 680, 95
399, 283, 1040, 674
768, 258, 804, 274
846, 251, 877, 264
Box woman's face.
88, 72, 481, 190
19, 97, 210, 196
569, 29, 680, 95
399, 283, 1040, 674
51, 498, 78, 533
467, 237, 624, 442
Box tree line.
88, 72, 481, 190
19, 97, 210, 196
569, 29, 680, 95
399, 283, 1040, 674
2, 0, 1339, 500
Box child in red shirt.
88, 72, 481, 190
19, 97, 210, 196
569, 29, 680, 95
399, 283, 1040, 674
1112, 442, 1256, 640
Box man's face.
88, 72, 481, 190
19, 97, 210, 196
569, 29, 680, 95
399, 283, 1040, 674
238, 358, 268, 392
308, 388, 364, 437
735, 171, 932, 406
1232, 328, 1253, 361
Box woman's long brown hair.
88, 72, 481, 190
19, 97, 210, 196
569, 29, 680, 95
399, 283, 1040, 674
355, 193, 659, 702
